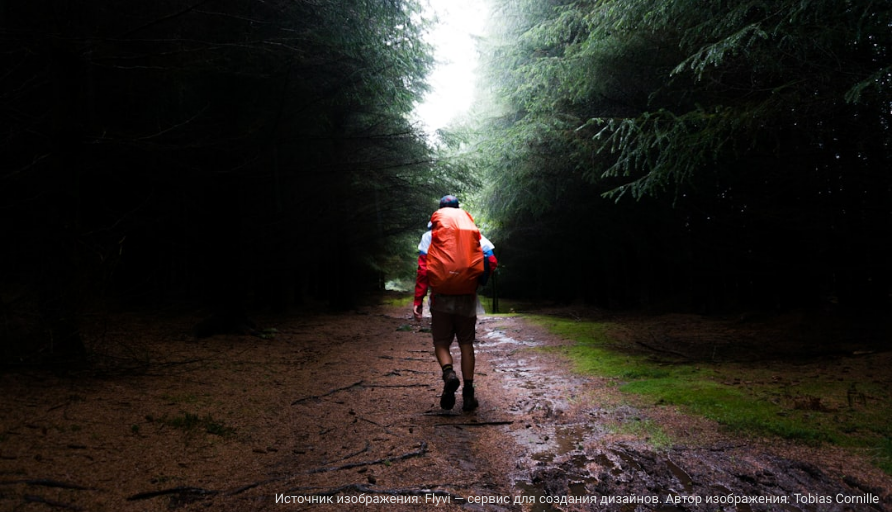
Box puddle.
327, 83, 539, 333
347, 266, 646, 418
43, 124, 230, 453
511, 427, 710, 511
482, 330, 525, 345
536, 425, 588, 462
665, 459, 693, 493
512, 424, 603, 507
480, 317, 871, 512
512, 481, 559, 512
483, 327, 569, 417
610, 448, 642, 472
479, 328, 538, 348
513, 479, 599, 512
511, 424, 593, 461
485, 318, 720, 509
592, 453, 620, 476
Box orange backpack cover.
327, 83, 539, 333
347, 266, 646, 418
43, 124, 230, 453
427, 208, 484, 295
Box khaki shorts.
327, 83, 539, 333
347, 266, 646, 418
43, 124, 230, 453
430, 294, 477, 347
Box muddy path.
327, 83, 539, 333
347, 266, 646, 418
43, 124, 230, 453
469, 314, 891, 512
0, 302, 890, 511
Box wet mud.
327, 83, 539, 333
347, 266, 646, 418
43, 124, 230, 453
474, 316, 891, 512
1, 304, 889, 511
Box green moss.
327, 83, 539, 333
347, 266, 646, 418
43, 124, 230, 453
160, 393, 200, 404
614, 416, 673, 450
527, 315, 892, 474
481, 297, 527, 316
622, 377, 831, 443
382, 294, 413, 307
877, 438, 892, 475
161, 412, 236, 438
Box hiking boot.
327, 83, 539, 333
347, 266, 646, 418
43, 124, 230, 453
462, 387, 479, 412
440, 370, 460, 410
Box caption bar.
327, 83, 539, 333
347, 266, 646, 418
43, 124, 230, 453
275, 491, 881, 506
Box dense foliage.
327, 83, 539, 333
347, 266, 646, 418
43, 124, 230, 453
0, 0, 446, 359
468, 0, 892, 312
3, 0, 890, 362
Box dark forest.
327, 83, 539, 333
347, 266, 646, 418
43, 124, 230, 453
2, 0, 443, 359
2, 2, 892, 509
2, 0, 891, 363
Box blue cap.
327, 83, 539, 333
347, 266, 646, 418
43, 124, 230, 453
439, 195, 459, 208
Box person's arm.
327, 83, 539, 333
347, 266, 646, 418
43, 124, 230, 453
413, 230, 433, 320
477, 235, 498, 286
413, 253, 428, 320
480, 235, 498, 272
484, 249, 498, 272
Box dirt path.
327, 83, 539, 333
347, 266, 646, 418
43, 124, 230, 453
1, 303, 890, 511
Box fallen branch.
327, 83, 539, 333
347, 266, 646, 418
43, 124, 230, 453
292, 380, 364, 405
225, 444, 432, 495
358, 417, 394, 435
226, 477, 288, 496
308, 441, 428, 473
290, 482, 459, 500
126, 486, 218, 501
291, 380, 429, 405
434, 421, 513, 427
364, 383, 431, 388
637, 335, 691, 361
24, 494, 84, 510
335, 441, 371, 462
0, 479, 95, 490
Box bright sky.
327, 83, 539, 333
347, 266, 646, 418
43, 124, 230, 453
412, 0, 487, 138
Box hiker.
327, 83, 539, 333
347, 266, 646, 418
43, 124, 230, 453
413, 195, 498, 411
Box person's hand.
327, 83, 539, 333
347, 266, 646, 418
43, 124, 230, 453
413, 304, 422, 321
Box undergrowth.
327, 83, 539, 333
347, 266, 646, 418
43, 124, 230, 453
159, 412, 236, 438
528, 315, 892, 475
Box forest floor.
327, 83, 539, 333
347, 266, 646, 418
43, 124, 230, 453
1, 296, 891, 511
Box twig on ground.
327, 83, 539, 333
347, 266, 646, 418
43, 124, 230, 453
291, 380, 364, 405
0, 479, 95, 490
126, 486, 218, 501
288, 482, 460, 500
335, 440, 371, 462
364, 383, 430, 388
307, 441, 428, 473
637, 335, 691, 361
225, 443, 432, 496
226, 477, 288, 496
291, 380, 429, 406
358, 417, 394, 434
392, 368, 428, 373
24, 495, 84, 510
433, 421, 513, 427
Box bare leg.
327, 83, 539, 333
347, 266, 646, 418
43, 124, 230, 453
433, 322, 460, 410
458, 343, 475, 381
435, 344, 453, 368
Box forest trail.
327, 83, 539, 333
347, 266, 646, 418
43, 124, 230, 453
0, 302, 890, 511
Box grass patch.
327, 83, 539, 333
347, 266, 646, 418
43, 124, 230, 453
878, 438, 892, 475
160, 412, 236, 437
381, 294, 413, 307
160, 393, 200, 404
622, 377, 830, 443
527, 314, 892, 474
614, 416, 673, 449
381, 292, 522, 317
482, 297, 529, 316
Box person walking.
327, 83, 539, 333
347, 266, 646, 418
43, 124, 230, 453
413, 195, 497, 411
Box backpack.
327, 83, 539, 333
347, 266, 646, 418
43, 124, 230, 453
427, 208, 484, 295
